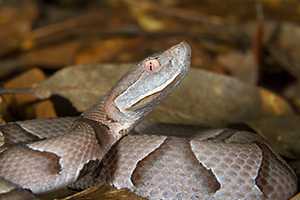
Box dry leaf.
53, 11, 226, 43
4, 68, 46, 105
259, 88, 294, 116
31, 100, 57, 119
0, 0, 37, 55
19, 41, 82, 69
75, 38, 141, 64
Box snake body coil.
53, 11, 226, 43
0, 42, 297, 200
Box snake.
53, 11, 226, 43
0, 42, 297, 200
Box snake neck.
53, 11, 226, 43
72, 117, 123, 156
80, 42, 191, 136
80, 101, 131, 141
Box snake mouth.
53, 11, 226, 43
127, 71, 183, 112
129, 91, 162, 111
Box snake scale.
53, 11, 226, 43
0, 42, 297, 200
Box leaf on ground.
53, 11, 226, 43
74, 38, 142, 65
259, 88, 294, 116
4, 68, 46, 105
19, 41, 82, 69
33, 64, 130, 111
30, 63, 292, 126
0, 0, 38, 56
2, 68, 54, 120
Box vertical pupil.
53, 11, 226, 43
149, 62, 153, 71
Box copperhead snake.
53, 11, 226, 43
0, 42, 297, 200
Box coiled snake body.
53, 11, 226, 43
0, 42, 297, 200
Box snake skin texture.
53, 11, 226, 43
88, 130, 297, 200
0, 118, 297, 200
256, 144, 297, 199
0, 117, 77, 145
0, 117, 297, 199
16, 117, 77, 139
223, 130, 297, 199
191, 139, 263, 199
0, 120, 103, 193
0, 124, 40, 147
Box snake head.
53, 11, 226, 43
109, 42, 191, 126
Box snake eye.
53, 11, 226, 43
144, 59, 161, 72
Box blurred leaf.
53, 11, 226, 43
126, 1, 167, 32
75, 38, 141, 64
33, 64, 130, 110
4, 68, 46, 105
3, 68, 47, 120
0, 0, 37, 56
20, 41, 82, 69
259, 88, 294, 116
0, 41, 83, 78
30, 100, 57, 119
25, 8, 135, 50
